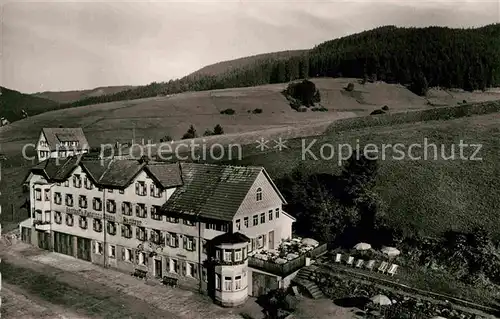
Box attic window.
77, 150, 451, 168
256, 187, 262, 201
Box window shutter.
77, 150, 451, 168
193, 238, 197, 252
182, 262, 186, 276
144, 254, 148, 266
183, 237, 187, 250
136, 227, 140, 239
121, 248, 125, 260
134, 249, 139, 263
135, 182, 139, 194
150, 184, 154, 196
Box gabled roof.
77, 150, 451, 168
162, 163, 286, 221
28, 156, 185, 190
41, 128, 90, 151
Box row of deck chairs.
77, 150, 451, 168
334, 253, 399, 276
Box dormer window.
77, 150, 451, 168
256, 187, 262, 201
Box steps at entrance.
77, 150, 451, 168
291, 267, 324, 299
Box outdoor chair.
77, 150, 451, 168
346, 256, 354, 266
387, 264, 399, 276
335, 253, 342, 263
355, 259, 364, 268
365, 260, 376, 271
377, 261, 389, 273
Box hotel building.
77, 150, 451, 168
19, 152, 305, 306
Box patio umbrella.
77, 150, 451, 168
381, 246, 401, 257
370, 294, 392, 306
301, 238, 319, 247
354, 242, 372, 251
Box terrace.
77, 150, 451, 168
248, 237, 327, 277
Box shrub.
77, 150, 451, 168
370, 109, 386, 115
161, 135, 173, 142
252, 108, 263, 114
181, 125, 197, 139
220, 108, 235, 115
345, 83, 355, 92
203, 129, 213, 137
381, 105, 389, 111
283, 79, 321, 108
213, 124, 224, 135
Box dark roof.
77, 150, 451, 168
162, 163, 264, 221
29, 156, 185, 190
41, 128, 90, 151
210, 232, 250, 245
144, 163, 183, 188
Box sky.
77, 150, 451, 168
1, 0, 499, 93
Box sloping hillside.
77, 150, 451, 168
0, 86, 60, 123
32, 85, 135, 103
187, 50, 307, 77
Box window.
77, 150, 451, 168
216, 249, 221, 260
119, 189, 124, 194
65, 194, 74, 207
150, 229, 163, 244
135, 203, 146, 218
44, 210, 51, 222
84, 177, 93, 190
122, 201, 132, 216
167, 232, 178, 247
106, 221, 117, 235
79, 216, 88, 229
260, 213, 265, 224
268, 210, 273, 221
138, 252, 147, 266
54, 211, 62, 224
257, 235, 264, 249
64, 180, 70, 187
106, 199, 116, 213
79, 195, 88, 208
136, 227, 147, 241
224, 250, 232, 262
183, 219, 195, 226
150, 183, 162, 198
224, 277, 232, 291
54, 192, 62, 205
244, 217, 249, 228
95, 242, 103, 254
216, 274, 221, 290
170, 259, 178, 273
108, 189, 113, 193
73, 175, 81, 188
109, 245, 116, 258
256, 187, 262, 201
202, 239, 207, 254
93, 219, 103, 232
66, 213, 74, 226
275, 208, 280, 219
236, 219, 241, 231
135, 181, 147, 196
167, 216, 179, 223
202, 268, 207, 282
93, 197, 102, 211
235, 275, 242, 290
123, 248, 132, 262
235, 249, 242, 261
44, 189, 50, 201
60, 151, 67, 157
151, 206, 162, 220
35, 210, 42, 221
121, 224, 132, 238
35, 189, 42, 201
184, 236, 195, 251
253, 215, 258, 226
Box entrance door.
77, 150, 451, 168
77, 237, 92, 261
37, 230, 50, 250
154, 259, 162, 278
268, 231, 275, 250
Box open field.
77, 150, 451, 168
2, 79, 500, 233
32, 85, 136, 104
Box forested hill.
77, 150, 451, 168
0, 87, 60, 123
29, 24, 500, 111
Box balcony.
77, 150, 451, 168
248, 238, 327, 277
33, 220, 51, 232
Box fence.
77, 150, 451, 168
248, 243, 328, 277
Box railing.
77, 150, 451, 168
248, 243, 328, 277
